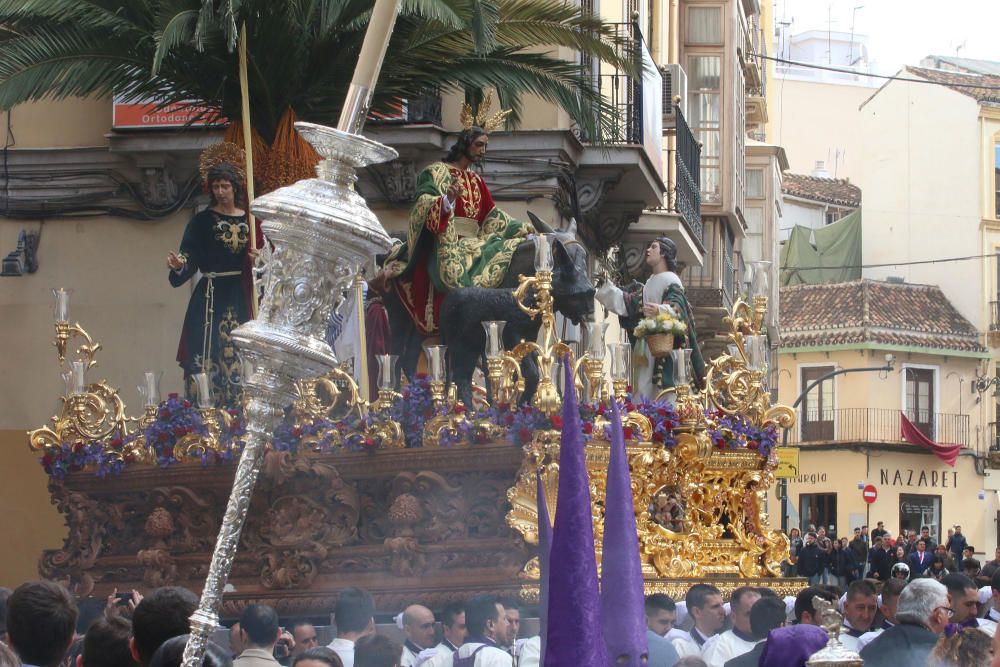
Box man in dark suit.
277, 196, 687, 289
724, 597, 786, 667
868, 537, 891, 580
908, 539, 932, 576
859, 579, 949, 667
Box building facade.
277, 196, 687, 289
770, 279, 996, 552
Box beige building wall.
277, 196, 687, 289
9, 98, 112, 149
775, 347, 996, 553
0, 98, 200, 580
766, 448, 996, 556
860, 82, 983, 329
770, 79, 872, 181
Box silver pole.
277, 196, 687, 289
180, 122, 397, 666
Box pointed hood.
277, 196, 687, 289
537, 470, 552, 665
543, 357, 606, 667
600, 399, 648, 666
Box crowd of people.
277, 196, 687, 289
5, 552, 1000, 667
782, 522, 1000, 589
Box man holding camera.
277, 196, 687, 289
234, 604, 295, 667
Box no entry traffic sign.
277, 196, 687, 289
863, 484, 878, 504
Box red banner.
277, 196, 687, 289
900, 411, 960, 467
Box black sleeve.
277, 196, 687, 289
169, 212, 206, 287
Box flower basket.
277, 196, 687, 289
646, 333, 674, 359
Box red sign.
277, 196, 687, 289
863, 484, 878, 504
113, 96, 225, 129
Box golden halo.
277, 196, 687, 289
459, 90, 512, 133
198, 142, 247, 186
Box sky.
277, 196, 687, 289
774, 0, 1000, 74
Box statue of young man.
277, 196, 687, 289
382, 126, 533, 336
596, 237, 704, 399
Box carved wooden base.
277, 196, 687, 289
41, 444, 530, 616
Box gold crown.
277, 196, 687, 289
198, 142, 247, 186
459, 90, 512, 133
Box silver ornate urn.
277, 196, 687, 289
181, 124, 395, 666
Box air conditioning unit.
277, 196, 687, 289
659, 64, 688, 127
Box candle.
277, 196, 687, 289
423, 345, 447, 382
193, 373, 213, 408
139, 371, 161, 408
671, 348, 691, 387
337, 0, 404, 131
608, 343, 631, 382
482, 321, 507, 359
745, 335, 767, 372
750, 261, 771, 299
533, 234, 554, 272
376, 354, 398, 390
70, 360, 87, 395
52, 288, 71, 323
585, 321, 609, 361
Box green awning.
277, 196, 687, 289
780, 209, 862, 286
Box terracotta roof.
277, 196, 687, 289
922, 56, 1000, 78
781, 173, 861, 208
906, 66, 1000, 106
779, 279, 986, 353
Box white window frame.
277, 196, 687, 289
900, 363, 940, 439
797, 362, 838, 441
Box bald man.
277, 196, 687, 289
401, 604, 437, 667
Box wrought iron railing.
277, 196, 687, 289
785, 408, 970, 449
990, 300, 1000, 332
657, 105, 702, 241
596, 20, 644, 145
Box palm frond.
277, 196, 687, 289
0, 0, 141, 33
0, 25, 151, 106
467, 0, 499, 53
399, 0, 464, 28
152, 8, 199, 74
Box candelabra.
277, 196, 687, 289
704, 261, 793, 430
510, 234, 575, 415
423, 344, 449, 408
373, 354, 402, 412
482, 321, 522, 406
578, 321, 609, 403
607, 342, 631, 400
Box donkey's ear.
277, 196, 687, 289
553, 238, 571, 263
527, 211, 555, 234
565, 218, 578, 236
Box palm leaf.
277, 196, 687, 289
152, 7, 200, 74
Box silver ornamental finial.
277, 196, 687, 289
805, 596, 863, 666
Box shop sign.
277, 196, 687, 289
112, 95, 224, 129
879, 468, 959, 489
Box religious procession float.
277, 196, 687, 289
24, 2, 809, 664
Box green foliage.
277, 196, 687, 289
0, 0, 637, 142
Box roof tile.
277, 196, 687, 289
779, 279, 986, 353
907, 66, 1000, 105
781, 173, 861, 208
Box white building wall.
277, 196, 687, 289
860, 78, 984, 330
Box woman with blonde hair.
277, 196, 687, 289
928, 626, 991, 667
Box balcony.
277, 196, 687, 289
988, 423, 1000, 468
988, 301, 1000, 347
629, 104, 703, 270
785, 408, 970, 450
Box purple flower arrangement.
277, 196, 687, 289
40, 382, 780, 479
